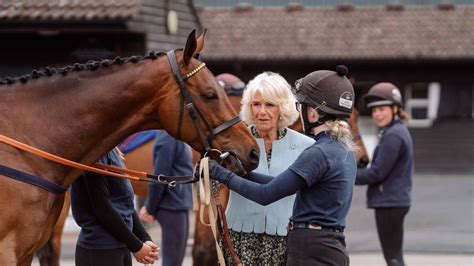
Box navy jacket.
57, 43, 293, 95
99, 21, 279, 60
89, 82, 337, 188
145, 130, 193, 214
71, 149, 150, 252
289, 132, 356, 228
356, 119, 413, 208
211, 131, 356, 229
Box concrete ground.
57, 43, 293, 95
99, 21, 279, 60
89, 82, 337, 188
33, 174, 473, 265
32, 252, 474, 266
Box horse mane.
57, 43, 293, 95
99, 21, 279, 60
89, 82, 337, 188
0, 51, 168, 86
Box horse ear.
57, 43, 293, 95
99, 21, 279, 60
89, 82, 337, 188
183, 30, 197, 65
196, 28, 207, 54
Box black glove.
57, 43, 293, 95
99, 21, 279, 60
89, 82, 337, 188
194, 159, 221, 180
209, 159, 220, 172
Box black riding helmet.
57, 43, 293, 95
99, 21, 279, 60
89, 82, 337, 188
293, 65, 354, 134
364, 82, 403, 109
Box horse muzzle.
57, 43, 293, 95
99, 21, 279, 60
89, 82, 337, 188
247, 148, 259, 170
227, 148, 259, 175
203, 148, 259, 176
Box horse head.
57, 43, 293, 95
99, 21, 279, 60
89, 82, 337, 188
156, 30, 259, 173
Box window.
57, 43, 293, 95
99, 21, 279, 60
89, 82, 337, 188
405, 82, 441, 127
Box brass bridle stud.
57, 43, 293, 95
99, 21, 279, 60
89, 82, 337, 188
184, 63, 206, 80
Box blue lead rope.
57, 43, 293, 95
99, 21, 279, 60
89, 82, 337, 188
0, 164, 67, 194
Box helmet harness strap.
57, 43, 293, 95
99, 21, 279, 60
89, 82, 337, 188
301, 102, 326, 136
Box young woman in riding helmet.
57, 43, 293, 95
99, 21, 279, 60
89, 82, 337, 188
356, 82, 413, 266
206, 66, 357, 265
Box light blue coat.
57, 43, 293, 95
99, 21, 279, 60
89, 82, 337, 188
226, 128, 315, 236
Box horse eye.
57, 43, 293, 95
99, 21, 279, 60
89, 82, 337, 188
202, 91, 218, 100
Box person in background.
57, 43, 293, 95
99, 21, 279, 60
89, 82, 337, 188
206, 66, 357, 265
71, 148, 159, 266
139, 130, 193, 266
356, 82, 413, 266
221, 71, 314, 265
216, 73, 246, 97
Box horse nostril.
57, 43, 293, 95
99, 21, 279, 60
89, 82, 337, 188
249, 148, 259, 166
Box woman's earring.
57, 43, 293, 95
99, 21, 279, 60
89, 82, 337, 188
279, 116, 283, 120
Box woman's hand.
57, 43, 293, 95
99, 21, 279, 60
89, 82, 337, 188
133, 243, 159, 264
195, 158, 236, 185
208, 159, 221, 174
144, 241, 160, 263
194, 159, 221, 180
208, 160, 234, 185
139, 206, 154, 225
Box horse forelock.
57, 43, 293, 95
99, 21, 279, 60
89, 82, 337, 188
0, 51, 166, 87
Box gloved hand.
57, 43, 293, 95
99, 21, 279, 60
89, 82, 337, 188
208, 159, 221, 174
194, 158, 236, 185
210, 160, 235, 185
194, 159, 222, 181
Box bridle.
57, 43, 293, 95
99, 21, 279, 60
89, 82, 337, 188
168, 51, 244, 265
166, 50, 241, 154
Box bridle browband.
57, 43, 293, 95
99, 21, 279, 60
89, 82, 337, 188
166, 50, 241, 153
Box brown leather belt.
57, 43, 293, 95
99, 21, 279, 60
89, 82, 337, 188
288, 221, 344, 233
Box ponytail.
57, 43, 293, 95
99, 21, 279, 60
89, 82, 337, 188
325, 120, 359, 152
397, 108, 410, 124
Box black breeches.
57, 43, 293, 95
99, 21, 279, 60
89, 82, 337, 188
75, 246, 131, 266
375, 207, 410, 266
286, 229, 349, 266
155, 209, 190, 266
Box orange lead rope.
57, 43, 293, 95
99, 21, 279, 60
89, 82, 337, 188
0, 134, 146, 182
0, 134, 242, 263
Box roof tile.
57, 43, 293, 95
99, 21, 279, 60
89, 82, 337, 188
199, 6, 474, 61
0, 0, 138, 21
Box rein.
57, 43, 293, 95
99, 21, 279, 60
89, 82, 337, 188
0, 134, 197, 187
0, 50, 224, 190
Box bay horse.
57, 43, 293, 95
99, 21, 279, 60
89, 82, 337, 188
34, 192, 70, 266
0, 30, 259, 265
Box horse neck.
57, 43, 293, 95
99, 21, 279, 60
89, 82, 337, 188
0, 58, 170, 186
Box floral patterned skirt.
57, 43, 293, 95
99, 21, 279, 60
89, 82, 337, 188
221, 230, 287, 266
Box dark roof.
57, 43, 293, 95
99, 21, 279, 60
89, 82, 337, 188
195, 0, 474, 7
0, 0, 138, 21
198, 5, 474, 61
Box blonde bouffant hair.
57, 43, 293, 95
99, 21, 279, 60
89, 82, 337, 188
240, 72, 299, 129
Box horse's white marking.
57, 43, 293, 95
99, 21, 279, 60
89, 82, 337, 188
0, 232, 17, 265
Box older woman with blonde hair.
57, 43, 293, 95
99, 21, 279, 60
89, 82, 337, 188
223, 71, 314, 265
